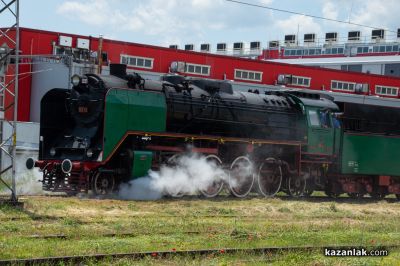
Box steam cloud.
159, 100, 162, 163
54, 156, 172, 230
118, 153, 232, 200
0, 150, 43, 196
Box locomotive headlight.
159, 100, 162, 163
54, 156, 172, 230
71, 74, 81, 86
86, 149, 94, 158
50, 147, 56, 156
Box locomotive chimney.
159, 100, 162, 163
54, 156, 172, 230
110, 63, 127, 79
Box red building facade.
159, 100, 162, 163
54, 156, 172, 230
1, 27, 400, 122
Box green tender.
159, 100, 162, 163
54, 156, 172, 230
341, 133, 400, 176
103, 89, 167, 160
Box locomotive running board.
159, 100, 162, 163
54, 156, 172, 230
130, 130, 304, 146
103, 130, 305, 163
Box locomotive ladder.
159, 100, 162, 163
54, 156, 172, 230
0, 0, 20, 204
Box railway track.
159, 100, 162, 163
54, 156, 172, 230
1, 245, 398, 265
14, 193, 400, 203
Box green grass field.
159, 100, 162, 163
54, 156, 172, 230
0, 195, 399, 265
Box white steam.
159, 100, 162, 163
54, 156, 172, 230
118, 153, 231, 200
0, 150, 43, 196
15, 152, 43, 195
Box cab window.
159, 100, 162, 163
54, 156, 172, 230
308, 110, 320, 126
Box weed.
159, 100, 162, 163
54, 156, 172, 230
2, 223, 19, 232
329, 203, 338, 212
207, 206, 235, 215
277, 207, 291, 213
62, 217, 81, 226
127, 203, 137, 211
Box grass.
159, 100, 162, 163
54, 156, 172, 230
80, 249, 400, 266
0, 195, 399, 265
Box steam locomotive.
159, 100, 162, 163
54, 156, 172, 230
26, 64, 400, 199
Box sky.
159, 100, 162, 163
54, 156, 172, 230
2, 0, 400, 50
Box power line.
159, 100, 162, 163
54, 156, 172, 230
225, 0, 396, 33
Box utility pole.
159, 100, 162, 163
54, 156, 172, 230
0, 0, 20, 203
97, 35, 103, 74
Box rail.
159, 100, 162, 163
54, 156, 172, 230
1, 245, 398, 265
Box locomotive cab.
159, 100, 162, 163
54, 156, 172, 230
285, 91, 339, 155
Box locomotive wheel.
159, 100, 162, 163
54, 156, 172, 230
228, 156, 255, 198
287, 176, 306, 197
256, 158, 282, 197
167, 153, 182, 166
302, 167, 315, 197
303, 187, 314, 197
92, 172, 115, 196
199, 155, 224, 198
324, 182, 342, 199
325, 191, 341, 199
347, 193, 365, 199
369, 192, 386, 200
165, 153, 185, 198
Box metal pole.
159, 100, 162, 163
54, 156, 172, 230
97, 35, 103, 74
0, 0, 20, 204
10, 0, 19, 202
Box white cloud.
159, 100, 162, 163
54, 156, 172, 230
322, 1, 338, 20
57, 0, 112, 26
57, 0, 275, 45
272, 0, 400, 43
349, 0, 400, 33
259, 0, 273, 5
274, 14, 322, 36
55, 0, 399, 47
191, 0, 214, 9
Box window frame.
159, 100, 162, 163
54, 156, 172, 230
375, 85, 399, 96
331, 80, 356, 92
289, 75, 311, 87
184, 63, 211, 76
234, 69, 263, 82
120, 54, 154, 70
308, 109, 321, 127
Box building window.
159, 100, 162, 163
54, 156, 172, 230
375, 85, 399, 96
183, 63, 210, 76
371, 45, 399, 54
284, 49, 303, 56
325, 47, 344, 55
289, 75, 311, 87
357, 46, 369, 54
120, 55, 154, 69
331, 80, 356, 92
235, 69, 263, 82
